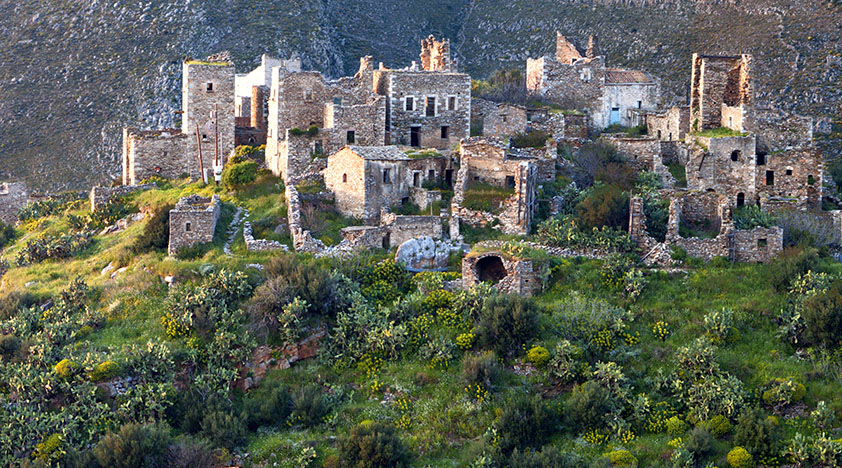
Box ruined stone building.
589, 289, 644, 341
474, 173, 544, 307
123, 57, 235, 185
451, 137, 540, 235
324, 146, 449, 222
265, 58, 386, 180
679, 54, 822, 209
461, 250, 541, 297
234, 56, 302, 148
527, 33, 659, 129
168, 194, 221, 255
372, 37, 471, 149
0, 182, 28, 225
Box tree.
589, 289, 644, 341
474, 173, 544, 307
802, 279, 842, 347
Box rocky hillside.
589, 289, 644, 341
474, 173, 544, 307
1, 0, 839, 190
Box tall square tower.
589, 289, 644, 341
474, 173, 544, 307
182, 60, 236, 169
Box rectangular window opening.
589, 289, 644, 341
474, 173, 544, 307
383, 169, 391, 184
426, 97, 436, 117
766, 170, 775, 186
405, 96, 414, 112
206, 82, 213, 92
346, 130, 355, 144
441, 126, 449, 139
448, 96, 457, 110
185, 222, 192, 232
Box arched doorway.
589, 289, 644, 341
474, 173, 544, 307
476, 255, 508, 283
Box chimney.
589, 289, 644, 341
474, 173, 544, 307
250, 86, 264, 130
586, 35, 600, 59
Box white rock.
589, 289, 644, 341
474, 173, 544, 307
101, 263, 115, 276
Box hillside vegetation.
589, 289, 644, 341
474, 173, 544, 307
2, 167, 842, 467
1, 0, 841, 190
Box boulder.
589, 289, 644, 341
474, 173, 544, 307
395, 236, 450, 271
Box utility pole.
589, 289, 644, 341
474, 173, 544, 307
213, 103, 220, 186
195, 123, 206, 184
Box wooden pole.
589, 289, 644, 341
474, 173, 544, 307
195, 123, 206, 184
214, 104, 220, 185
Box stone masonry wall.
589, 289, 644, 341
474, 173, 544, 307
380, 213, 443, 247
182, 62, 236, 171
0, 182, 28, 225
385, 71, 471, 149
90, 184, 154, 212
461, 252, 540, 297
755, 146, 822, 208
122, 128, 191, 185
324, 147, 367, 219
484, 104, 527, 137
168, 194, 221, 255
685, 134, 757, 200
647, 106, 690, 142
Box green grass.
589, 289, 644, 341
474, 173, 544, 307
462, 182, 515, 214
667, 162, 687, 187
689, 127, 749, 138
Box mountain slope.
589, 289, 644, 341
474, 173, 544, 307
0, 0, 839, 191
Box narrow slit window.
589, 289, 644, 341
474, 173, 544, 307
383, 169, 391, 184
185, 222, 192, 232
206, 82, 213, 92
441, 126, 449, 139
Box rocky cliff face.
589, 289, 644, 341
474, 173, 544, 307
0, 0, 839, 190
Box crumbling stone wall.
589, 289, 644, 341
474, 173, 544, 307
685, 134, 757, 201
600, 135, 661, 171
168, 194, 221, 255
243, 221, 287, 252
751, 107, 814, 152
89, 184, 154, 212
461, 252, 540, 297
420, 35, 454, 72
0, 182, 28, 225
690, 54, 752, 131
483, 104, 528, 137
527, 55, 605, 114
324, 147, 367, 218
285, 183, 327, 253
380, 212, 443, 247
631, 190, 782, 264
122, 128, 191, 185
755, 146, 822, 208
647, 106, 690, 142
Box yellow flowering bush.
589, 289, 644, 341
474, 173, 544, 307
652, 321, 670, 341
526, 346, 550, 367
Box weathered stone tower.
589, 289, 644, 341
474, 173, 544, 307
420, 35, 453, 72
689, 54, 752, 132
182, 58, 236, 174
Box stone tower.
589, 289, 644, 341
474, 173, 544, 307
555, 32, 583, 64
586, 35, 601, 59
420, 35, 452, 72
182, 57, 236, 175
690, 54, 752, 131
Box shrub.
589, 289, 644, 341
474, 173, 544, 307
0, 221, 16, 250
576, 184, 630, 231
604, 450, 638, 467
93, 423, 172, 468
703, 414, 732, 437
166, 437, 219, 468
462, 351, 503, 390
526, 346, 550, 367
733, 408, 778, 458
704, 308, 735, 344
54, 359, 80, 379
535, 215, 634, 253
666, 416, 688, 435
767, 247, 818, 292
200, 410, 246, 450
33, 433, 64, 464
496, 395, 556, 454
89, 360, 121, 382
15, 232, 94, 266
733, 205, 775, 230
726, 446, 753, 468
566, 380, 617, 432
511, 130, 550, 148
760, 378, 806, 408
222, 160, 258, 189
801, 279, 842, 347
0, 334, 21, 359
243, 382, 292, 429
0, 290, 37, 320
290, 385, 331, 427
685, 425, 713, 458
476, 294, 539, 356
507, 446, 584, 468
338, 421, 410, 468
132, 203, 173, 253
548, 340, 581, 383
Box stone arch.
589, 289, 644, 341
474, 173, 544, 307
475, 255, 508, 283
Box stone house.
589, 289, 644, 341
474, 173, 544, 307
647, 106, 691, 142
0, 182, 28, 225
482, 102, 528, 137
339, 212, 443, 250
235, 54, 301, 123
373, 38, 471, 150
123, 56, 235, 185
265, 58, 386, 181
527, 33, 659, 129
168, 194, 221, 255
324, 146, 449, 221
